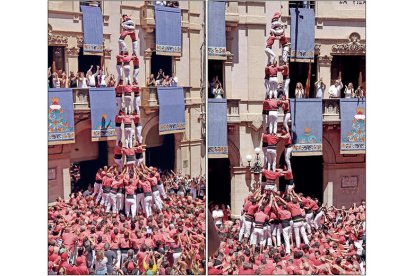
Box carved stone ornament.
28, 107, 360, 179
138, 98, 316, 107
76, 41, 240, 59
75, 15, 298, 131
332, 32, 365, 55
104, 49, 112, 57
77, 36, 84, 47
48, 31, 68, 46
144, 48, 153, 59
318, 55, 333, 66
314, 44, 321, 56
66, 47, 80, 57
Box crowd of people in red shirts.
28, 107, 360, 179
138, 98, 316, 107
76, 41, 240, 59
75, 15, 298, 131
48, 165, 206, 275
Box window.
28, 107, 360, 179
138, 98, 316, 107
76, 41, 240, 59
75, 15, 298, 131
80, 1, 101, 10
77, 47, 101, 75
48, 46, 65, 72
208, 60, 225, 99
288, 1, 315, 14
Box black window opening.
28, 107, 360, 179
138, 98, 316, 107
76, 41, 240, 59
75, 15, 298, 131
48, 46, 66, 88
77, 47, 102, 77
145, 134, 175, 171
208, 158, 231, 206
79, 1, 102, 10
208, 60, 225, 98
150, 54, 173, 81
331, 56, 366, 96
288, 1, 315, 14
288, 57, 318, 98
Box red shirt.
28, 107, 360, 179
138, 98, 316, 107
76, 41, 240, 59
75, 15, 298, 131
114, 145, 122, 155
132, 84, 140, 95
146, 176, 157, 187
122, 115, 133, 125
284, 170, 293, 180
115, 115, 123, 124
287, 202, 302, 217
281, 133, 292, 145
267, 65, 278, 76
269, 99, 280, 110
243, 200, 252, 213
115, 85, 125, 96
133, 114, 140, 124
282, 100, 290, 112
266, 35, 277, 47
239, 268, 255, 275
102, 176, 113, 188
255, 211, 269, 223
278, 209, 291, 220
135, 146, 143, 154
265, 66, 270, 78
95, 172, 102, 181
280, 64, 289, 77
247, 204, 258, 216
263, 99, 271, 111
125, 183, 136, 195
262, 169, 282, 181
266, 134, 280, 146
141, 180, 152, 193
132, 56, 139, 67
122, 147, 135, 156
279, 35, 289, 46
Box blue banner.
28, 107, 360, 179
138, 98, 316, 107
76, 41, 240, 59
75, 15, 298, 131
290, 99, 322, 155
89, 88, 117, 141
289, 8, 315, 62
48, 88, 75, 144
155, 6, 182, 56
208, 98, 228, 157
208, 0, 226, 58
158, 87, 185, 134
340, 98, 366, 154
81, 5, 104, 55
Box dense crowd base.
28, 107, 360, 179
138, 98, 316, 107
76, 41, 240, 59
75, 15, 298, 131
208, 188, 366, 275
48, 167, 206, 275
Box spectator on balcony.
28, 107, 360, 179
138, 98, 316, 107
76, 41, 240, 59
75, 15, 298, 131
328, 78, 343, 98
77, 72, 88, 88
213, 82, 224, 99
354, 85, 365, 98
168, 1, 180, 8
86, 65, 98, 87
52, 72, 61, 88
108, 74, 116, 87
171, 73, 178, 86
97, 66, 108, 88
156, 68, 166, 85
161, 75, 172, 87
155, 1, 167, 6
344, 82, 354, 98
295, 82, 305, 98
61, 71, 68, 88
69, 72, 77, 88
147, 74, 157, 87
314, 78, 326, 98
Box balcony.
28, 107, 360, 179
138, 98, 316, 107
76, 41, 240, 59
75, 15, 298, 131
140, 86, 192, 111
72, 88, 90, 110
227, 99, 240, 123
322, 99, 340, 122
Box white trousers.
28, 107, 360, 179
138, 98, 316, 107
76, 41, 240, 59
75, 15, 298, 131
250, 228, 264, 245
132, 40, 138, 56
282, 45, 290, 63
263, 225, 272, 246
118, 39, 128, 53
173, 252, 182, 266
292, 221, 309, 248
133, 68, 139, 84
115, 126, 122, 144
190, 188, 197, 199
124, 96, 132, 115
116, 65, 124, 83
152, 190, 163, 211
305, 212, 314, 234
313, 211, 324, 230
94, 183, 103, 204
100, 192, 109, 207
282, 226, 291, 254
157, 184, 167, 199
116, 97, 122, 113
262, 147, 268, 167
266, 148, 277, 171
106, 193, 117, 214
283, 112, 291, 133
243, 220, 253, 238
268, 110, 278, 134
284, 78, 290, 99
264, 79, 270, 97
144, 195, 153, 217
136, 193, 145, 214
238, 216, 246, 242
125, 195, 137, 218
272, 223, 283, 247
116, 193, 124, 213
133, 96, 140, 115
114, 158, 123, 171
123, 65, 131, 85
262, 114, 268, 131
124, 127, 133, 148
285, 146, 293, 172
265, 47, 276, 65
269, 77, 278, 99
135, 125, 142, 144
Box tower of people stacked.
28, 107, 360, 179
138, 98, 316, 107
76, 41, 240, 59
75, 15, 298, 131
261, 8, 295, 193
112, 14, 145, 172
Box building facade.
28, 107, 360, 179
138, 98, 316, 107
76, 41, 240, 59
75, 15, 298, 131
48, 1, 206, 203
208, 1, 366, 216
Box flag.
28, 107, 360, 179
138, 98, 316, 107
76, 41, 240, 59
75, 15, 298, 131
305, 61, 311, 98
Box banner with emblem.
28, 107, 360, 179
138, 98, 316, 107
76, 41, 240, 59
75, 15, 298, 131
80, 5, 104, 55
340, 98, 366, 154
158, 87, 185, 135
208, 0, 226, 59
290, 99, 322, 156
155, 6, 182, 56
48, 88, 75, 145
289, 7, 315, 62
208, 98, 228, 158
89, 88, 117, 141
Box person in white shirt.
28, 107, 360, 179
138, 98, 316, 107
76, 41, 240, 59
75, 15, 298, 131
212, 205, 224, 229
77, 72, 88, 88
155, 1, 166, 6
213, 83, 224, 99
86, 65, 98, 87
295, 82, 305, 98
98, 66, 108, 88
171, 73, 178, 87
314, 78, 325, 98
344, 82, 354, 98
328, 79, 343, 98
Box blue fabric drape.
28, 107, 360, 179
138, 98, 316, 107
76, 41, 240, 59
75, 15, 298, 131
208, 0, 226, 58
208, 98, 228, 157
340, 98, 366, 154
81, 5, 104, 55
89, 88, 117, 141
158, 87, 185, 134
155, 6, 182, 56
290, 99, 322, 155
48, 88, 75, 144
289, 8, 315, 62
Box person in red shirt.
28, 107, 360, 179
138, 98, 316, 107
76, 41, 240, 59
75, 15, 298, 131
262, 168, 283, 192
243, 198, 259, 244
133, 141, 145, 166
280, 95, 291, 132
251, 205, 269, 254
115, 83, 124, 112
114, 141, 123, 171
101, 172, 114, 208
119, 14, 138, 55
264, 65, 270, 98
115, 110, 124, 144
261, 128, 270, 169
279, 126, 293, 171
122, 146, 135, 169
132, 110, 142, 144
268, 97, 281, 134
116, 173, 126, 213
124, 179, 136, 218
274, 200, 292, 254
93, 168, 104, 203
282, 165, 294, 195
266, 133, 281, 171
280, 60, 290, 98
138, 173, 153, 218
132, 82, 140, 116
122, 113, 134, 148
116, 52, 125, 84
262, 96, 270, 131
107, 174, 120, 214
279, 35, 290, 63
132, 55, 139, 84
123, 84, 133, 115
267, 60, 279, 99
265, 33, 277, 65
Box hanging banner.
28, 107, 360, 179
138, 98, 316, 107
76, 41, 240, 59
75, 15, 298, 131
155, 6, 182, 56
340, 98, 366, 154
89, 88, 117, 141
290, 99, 322, 156
289, 7, 315, 62
208, 98, 228, 158
158, 87, 185, 135
80, 5, 104, 55
48, 88, 75, 145
208, 0, 226, 59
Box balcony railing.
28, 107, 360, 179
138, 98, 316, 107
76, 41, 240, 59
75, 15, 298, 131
140, 86, 192, 108
227, 99, 240, 123
72, 88, 90, 110
322, 99, 340, 122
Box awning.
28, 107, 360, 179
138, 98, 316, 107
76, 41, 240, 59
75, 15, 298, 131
208, 98, 228, 158
89, 88, 117, 141
340, 98, 366, 154
208, 0, 227, 59
290, 99, 323, 156
289, 8, 315, 62
48, 88, 75, 145
157, 86, 185, 135
80, 5, 104, 55
155, 6, 182, 56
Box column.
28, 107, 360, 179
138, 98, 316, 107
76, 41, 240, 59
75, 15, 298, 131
66, 46, 80, 74
317, 55, 332, 99
144, 48, 152, 82
230, 166, 252, 218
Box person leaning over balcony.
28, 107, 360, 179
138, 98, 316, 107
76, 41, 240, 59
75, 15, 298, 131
354, 85, 365, 98
147, 74, 156, 87
213, 82, 224, 99
328, 78, 343, 98
69, 72, 77, 88
171, 73, 178, 87
97, 66, 108, 88
344, 82, 354, 98
314, 78, 325, 98
86, 65, 98, 87
61, 71, 68, 88
295, 82, 305, 98
52, 72, 61, 88
107, 74, 116, 87
156, 68, 165, 85
162, 75, 172, 87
